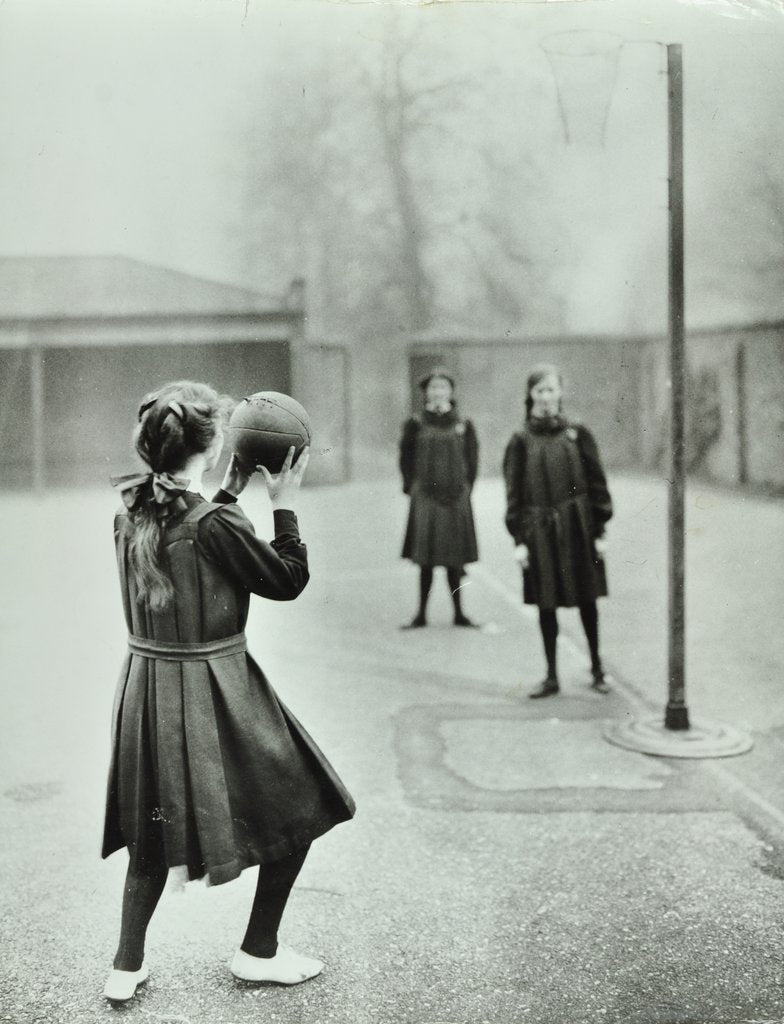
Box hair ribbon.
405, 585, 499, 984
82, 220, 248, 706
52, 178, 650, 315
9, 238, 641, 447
110, 471, 191, 513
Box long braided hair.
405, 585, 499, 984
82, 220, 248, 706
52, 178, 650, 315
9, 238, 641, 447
127, 381, 231, 610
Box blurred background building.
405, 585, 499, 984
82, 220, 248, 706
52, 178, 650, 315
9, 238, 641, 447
0, 0, 782, 492
0, 257, 349, 487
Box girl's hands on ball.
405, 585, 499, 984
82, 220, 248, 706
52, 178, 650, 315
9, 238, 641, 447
221, 452, 256, 498
221, 447, 310, 507
260, 446, 310, 510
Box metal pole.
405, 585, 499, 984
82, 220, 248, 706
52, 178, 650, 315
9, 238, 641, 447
736, 341, 748, 486
665, 44, 689, 731
606, 42, 751, 758
30, 343, 45, 494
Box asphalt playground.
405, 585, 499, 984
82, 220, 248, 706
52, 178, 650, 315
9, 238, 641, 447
1, 471, 783, 1024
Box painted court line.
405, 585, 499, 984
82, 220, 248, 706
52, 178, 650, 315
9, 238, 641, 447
706, 761, 784, 831
469, 562, 537, 621
471, 560, 649, 711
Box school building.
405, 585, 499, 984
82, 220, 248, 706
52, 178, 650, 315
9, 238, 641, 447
1, 256, 781, 494
0, 256, 349, 489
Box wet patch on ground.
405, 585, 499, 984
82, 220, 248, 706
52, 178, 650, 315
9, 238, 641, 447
394, 701, 729, 814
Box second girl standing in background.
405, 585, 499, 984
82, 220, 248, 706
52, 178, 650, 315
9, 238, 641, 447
503, 364, 613, 698
399, 369, 479, 628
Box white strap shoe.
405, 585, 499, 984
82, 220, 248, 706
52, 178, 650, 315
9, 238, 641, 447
103, 962, 149, 1001
230, 945, 324, 985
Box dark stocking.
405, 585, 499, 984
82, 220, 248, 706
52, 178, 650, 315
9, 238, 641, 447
240, 847, 309, 959
446, 567, 472, 625
418, 567, 433, 618
579, 602, 602, 673
404, 567, 433, 627
539, 608, 559, 680
113, 863, 168, 972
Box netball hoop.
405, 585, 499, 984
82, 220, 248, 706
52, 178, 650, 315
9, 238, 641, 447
541, 30, 623, 147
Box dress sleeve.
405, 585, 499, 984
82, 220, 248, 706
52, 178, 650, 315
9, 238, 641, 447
399, 417, 420, 495
201, 503, 309, 600
502, 432, 527, 545
576, 425, 613, 536
211, 488, 238, 505
464, 420, 479, 488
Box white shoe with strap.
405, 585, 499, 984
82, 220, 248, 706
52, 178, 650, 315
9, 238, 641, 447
230, 945, 324, 985
103, 962, 149, 1001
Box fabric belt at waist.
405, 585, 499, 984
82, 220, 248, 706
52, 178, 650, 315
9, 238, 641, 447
524, 495, 588, 539
526, 494, 586, 515
127, 632, 247, 661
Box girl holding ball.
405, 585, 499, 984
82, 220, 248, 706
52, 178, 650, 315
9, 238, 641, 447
102, 380, 354, 1002
503, 365, 613, 698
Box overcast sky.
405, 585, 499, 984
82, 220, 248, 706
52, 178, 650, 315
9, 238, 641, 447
1, 0, 783, 330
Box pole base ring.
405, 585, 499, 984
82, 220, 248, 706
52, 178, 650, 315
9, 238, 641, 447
604, 716, 753, 759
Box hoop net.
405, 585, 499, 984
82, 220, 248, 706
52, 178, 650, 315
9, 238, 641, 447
541, 31, 623, 147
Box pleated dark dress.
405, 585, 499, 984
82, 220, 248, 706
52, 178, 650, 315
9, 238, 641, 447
102, 491, 355, 885
400, 407, 479, 569
503, 416, 613, 610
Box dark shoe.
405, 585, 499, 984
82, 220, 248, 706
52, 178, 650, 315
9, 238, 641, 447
528, 678, 559, 699
591, 670, 610, 694
453, 614, 478, 628
401, 614, 427, 629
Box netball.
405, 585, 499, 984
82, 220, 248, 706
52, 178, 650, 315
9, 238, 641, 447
228, 391, 312, 473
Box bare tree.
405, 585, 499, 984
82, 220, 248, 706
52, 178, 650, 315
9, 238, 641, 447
235, 12, 567, 342
695, 155, 784, 324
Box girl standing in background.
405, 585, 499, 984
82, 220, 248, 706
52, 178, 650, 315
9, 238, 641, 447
399, 369, 479, 628
503, 364, 613, 698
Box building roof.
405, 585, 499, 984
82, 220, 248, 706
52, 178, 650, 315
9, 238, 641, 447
0, 255, 286, 320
